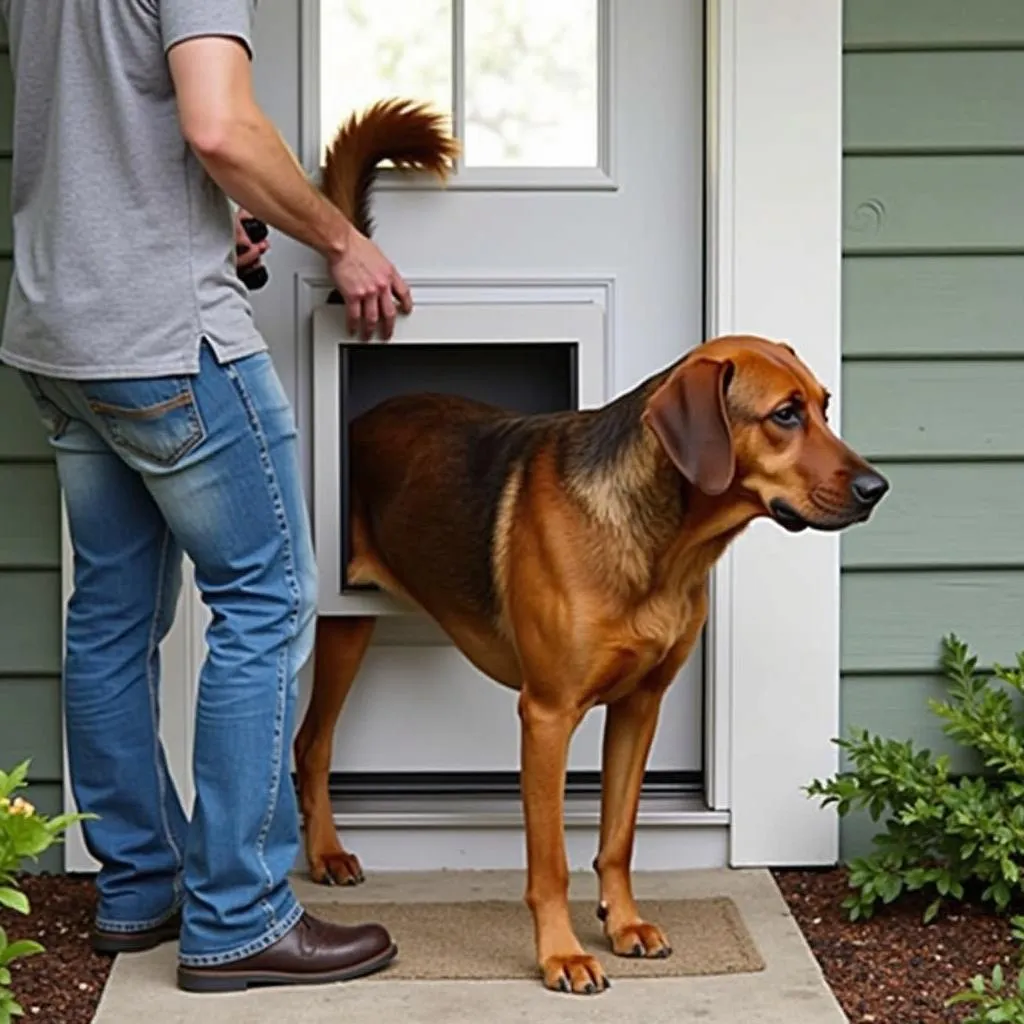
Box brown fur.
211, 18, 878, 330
320, 98, 459, 236
294, 100, 890, 995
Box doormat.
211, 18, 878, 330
313, 897, 765, 981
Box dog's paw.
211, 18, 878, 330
310, 850, 365, 886
609, 920, 672, 959
541, 953, 611, 995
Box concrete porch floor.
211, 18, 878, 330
91, 868, 848, 1024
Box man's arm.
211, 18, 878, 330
168, 36, 347, 260
167, 34, 411, 339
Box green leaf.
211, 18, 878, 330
43, 811, 95, 834
0, 889, 28, 915
0, 940, 44, 966
924, 897, 942, 924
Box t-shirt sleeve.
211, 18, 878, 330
159, 0, 255, 58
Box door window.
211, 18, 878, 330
307, 0, 611, 187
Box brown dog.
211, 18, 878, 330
294, 101, 890, 994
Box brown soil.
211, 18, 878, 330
2, 868, 1020, 1022
1, 874, 111, 1024
773, 867, 1020, 1023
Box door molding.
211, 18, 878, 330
705, 0, 843, 864
61, 0, 843, 871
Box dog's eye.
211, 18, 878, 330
770, 404, 801, 428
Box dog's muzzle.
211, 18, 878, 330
769, 471, 890, 533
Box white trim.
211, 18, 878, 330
299, 0, 618, 190
706, 0, 843, 865
328, 797, 729, 872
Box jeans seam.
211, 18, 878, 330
225, 361, 302, 930
148, 526, 184, 877
177, 896, 304, 968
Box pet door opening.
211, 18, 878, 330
337, 340, 578, 591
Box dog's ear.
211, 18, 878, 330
642, 356, 735, 496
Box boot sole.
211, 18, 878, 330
176, 941, 398, 993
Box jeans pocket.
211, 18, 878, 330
18, 372, 70, 441
82, 376, 207, 467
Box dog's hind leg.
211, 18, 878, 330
294, 614, 376, 885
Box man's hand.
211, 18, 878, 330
328, 227, 413, 342
234, 208, 269, 273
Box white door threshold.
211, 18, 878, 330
319, 796, 730, 873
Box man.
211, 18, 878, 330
0, 0, 407, 993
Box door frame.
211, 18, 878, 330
61, 0, 843, 872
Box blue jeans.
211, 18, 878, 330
18, 342, 317, 967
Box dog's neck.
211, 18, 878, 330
563, 376, 759, 597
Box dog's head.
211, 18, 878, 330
641, 334, 888, 532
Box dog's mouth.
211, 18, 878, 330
769, 498, 872, 533
769, 499, 810, 533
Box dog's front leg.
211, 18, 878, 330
594, 634, 696, 958
518, 693, 607, 995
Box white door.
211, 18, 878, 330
252, 0, 706, 804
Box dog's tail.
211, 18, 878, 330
320, 98, 459, 239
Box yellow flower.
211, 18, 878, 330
10, 797, 35, 817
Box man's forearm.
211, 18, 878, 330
191, 104, 351, 262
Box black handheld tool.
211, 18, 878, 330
236, 216, 270, 291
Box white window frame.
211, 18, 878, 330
62, 0, 843, 871
299, 0, 618, 190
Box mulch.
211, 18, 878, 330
772, 867, 1020, 1023
2, 874, 111, 1024
1, 867, 1020, 1022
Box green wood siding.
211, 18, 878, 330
0, 37, 65, 872
840, 0, 1024, 859
843, 464, 1024, 570
844, 361, 1024, 460
843, 256, 1024, 357
845, 52, 1024, 153
844, 0, 1024, 50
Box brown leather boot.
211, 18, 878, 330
176, 912, 397, 993
92, 909, 182, 956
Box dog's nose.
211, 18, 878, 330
851, 471, 890, 507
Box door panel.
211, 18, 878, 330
248, 0, 706, 787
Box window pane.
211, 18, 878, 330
464, 0, 599, 168
318, 0, 452, 162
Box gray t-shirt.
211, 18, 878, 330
0, 0, 267, 380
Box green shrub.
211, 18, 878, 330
0, 760, 91, 1024
806, 633, 1024, 924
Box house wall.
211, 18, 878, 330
839, 0, 1024, 855
0, 23, 65, 870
